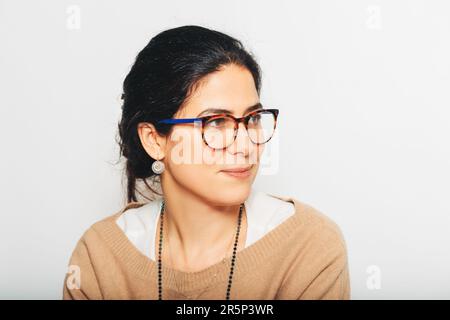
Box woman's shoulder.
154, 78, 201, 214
264, 194, 350, 299
96, 201, 148, 224
78, 201, 149, 243
267, 193, 348, 249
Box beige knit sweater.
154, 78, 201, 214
62, 195, 351, 300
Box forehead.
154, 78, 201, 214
179, 64, 259, 117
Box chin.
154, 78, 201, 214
212, 184, 252, 206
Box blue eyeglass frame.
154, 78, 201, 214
157, 108, 279, 150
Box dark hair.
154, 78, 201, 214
116, 25, 262, 204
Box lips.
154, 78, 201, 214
219, 165, 254, 179
220, 165, 253, 173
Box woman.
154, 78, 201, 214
62, 25, 350, 300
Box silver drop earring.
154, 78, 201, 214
152, 159, 165, 174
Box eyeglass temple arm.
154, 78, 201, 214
158, 109, 279, 124
158, 118, 202, 124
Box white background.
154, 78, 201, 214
1, 0, 449, 299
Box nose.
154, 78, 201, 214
228, 122, 251, 156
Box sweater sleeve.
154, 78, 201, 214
299, 222, 351, 300
278, 218, 351, 300
62, 233, 104, 300
300, 246, 351, 300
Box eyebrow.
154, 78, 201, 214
196, 102, 263, 117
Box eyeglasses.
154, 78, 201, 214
158, 108, 279, 150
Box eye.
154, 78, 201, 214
208, 117, 227, 128
248, 114, 262, 124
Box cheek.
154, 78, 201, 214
254, 143, 265, 162
164, 127, 263, 203
164, 131, 222, 192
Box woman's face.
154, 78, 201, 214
162, 63, 264, 206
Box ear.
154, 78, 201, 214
137, 122, 166, 160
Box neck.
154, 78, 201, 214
159, 176, 247, 268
